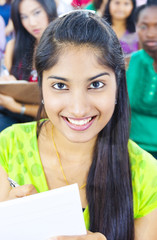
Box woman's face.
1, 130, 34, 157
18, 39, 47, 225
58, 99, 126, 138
109, 0, 133, 21
19, 0, 49, 41
42, 46, 117, 143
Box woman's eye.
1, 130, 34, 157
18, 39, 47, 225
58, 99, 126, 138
21, 15, 28, 20
89, 81, 104, 89
52, 83, 68, 90
34, 10, 41, 16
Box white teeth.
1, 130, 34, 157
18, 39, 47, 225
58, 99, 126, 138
67, 117, 92, 126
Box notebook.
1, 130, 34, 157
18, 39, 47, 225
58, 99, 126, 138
0, 184, 86, 240
0, 81, 40, 104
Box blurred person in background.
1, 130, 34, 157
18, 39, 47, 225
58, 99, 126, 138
126, 0, 157, 158
104, 0, 138, 56
0, 0, 57, 131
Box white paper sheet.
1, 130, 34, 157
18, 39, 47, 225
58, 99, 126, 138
0, 184, 86, 240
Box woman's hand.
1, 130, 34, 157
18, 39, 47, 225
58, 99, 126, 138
8, 184, 38, 200
48, 231, 107, 240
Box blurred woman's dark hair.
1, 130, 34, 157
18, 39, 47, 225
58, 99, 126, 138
93, 0, 103, 9
134, 0, 157, 24
10, 0, 57, 80
6, 0, 12, 4
104, 0, 136, 33
35, 10, 134, 240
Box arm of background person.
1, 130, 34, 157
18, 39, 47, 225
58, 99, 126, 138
4, 39, 15, 72
134, 209, 157, 240
5, 19, 14, 37
0, 94, 39, 117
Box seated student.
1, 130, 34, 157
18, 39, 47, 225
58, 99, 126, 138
0, 15, 6, 61
104, 0, 139, 56
0, 0, 57, 132
127, 1, 157, 159
0, 10, 157, 240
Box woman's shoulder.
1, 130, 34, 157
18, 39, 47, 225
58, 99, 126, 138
0, 121, 38, 174
128, 140, 156, 166
0, 121, 37, 140
128, 140, 157, 218
128, 140, 157, 190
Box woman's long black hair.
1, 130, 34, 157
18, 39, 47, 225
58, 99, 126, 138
10, 0, 57, 80
35, 11, 134, 240
104, 0, 136, 33
6, 0, 12, 4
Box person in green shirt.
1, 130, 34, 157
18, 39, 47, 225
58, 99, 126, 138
126, 1, 157, 158
0, 9, 157, 240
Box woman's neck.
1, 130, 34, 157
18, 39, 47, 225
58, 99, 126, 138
112, 19, 127, 39
51, 124, 96, 165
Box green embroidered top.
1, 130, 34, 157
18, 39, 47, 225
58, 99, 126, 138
0, 122, 157, 229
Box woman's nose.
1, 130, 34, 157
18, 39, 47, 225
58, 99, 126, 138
68, 92, 91, 117
28, 16, 37, 26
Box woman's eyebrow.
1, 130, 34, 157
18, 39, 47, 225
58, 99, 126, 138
47, 76, 68, 81
88, 72, 110, 81
20, 7, 41, 16
31, 7, 41, 13
47, 72, 110, 82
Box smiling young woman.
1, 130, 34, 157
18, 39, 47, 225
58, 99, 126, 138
0, 10, 157, 240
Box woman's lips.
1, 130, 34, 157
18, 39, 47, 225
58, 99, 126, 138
32, 29, 40, 35
62, 116, 96, 131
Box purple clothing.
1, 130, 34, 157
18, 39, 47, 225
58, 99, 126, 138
120, 30, 138, 56
0, 16, 6, 59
